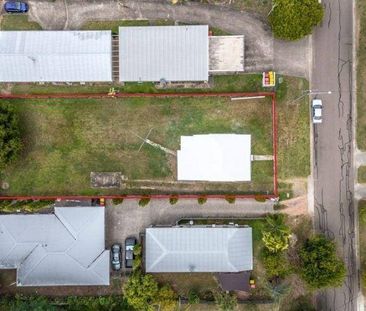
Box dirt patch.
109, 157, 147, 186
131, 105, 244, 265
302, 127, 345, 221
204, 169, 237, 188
280, 195, 308, 216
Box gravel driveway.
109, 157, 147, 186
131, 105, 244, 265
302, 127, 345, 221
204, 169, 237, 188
28, 0, 310, 77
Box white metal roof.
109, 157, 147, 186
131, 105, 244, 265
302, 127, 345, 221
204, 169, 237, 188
177, 134, 251, 182
145, 227, 253, 273
119, 25, 209, 82
0, 31, 112, 82
0, 206, 109, 286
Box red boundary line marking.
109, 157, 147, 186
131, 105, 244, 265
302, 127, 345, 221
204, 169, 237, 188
0, 91, 278, 201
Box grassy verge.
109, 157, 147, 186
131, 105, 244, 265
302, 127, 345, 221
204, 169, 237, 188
0, 200, 54, 212
81, 19, 175, 34
0, 15, 42, 30
231, 0, 272, 17
2, 96, 273, 195
359, 200, 366, 294
359, 166, 366, 183
357, 0, 366, 150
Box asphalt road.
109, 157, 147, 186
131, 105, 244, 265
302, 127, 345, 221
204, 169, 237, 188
312, 0, 359, 310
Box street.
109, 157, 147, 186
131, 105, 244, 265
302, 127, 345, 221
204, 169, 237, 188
312, 0, 359, 310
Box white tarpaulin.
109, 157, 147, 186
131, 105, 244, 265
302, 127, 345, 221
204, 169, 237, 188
177, 134, 251, 182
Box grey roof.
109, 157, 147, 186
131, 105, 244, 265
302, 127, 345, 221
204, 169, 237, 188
119, 25, 209, 82
0, 206, 109, 286
0, 31, 112, 82
145, 227, 252, 273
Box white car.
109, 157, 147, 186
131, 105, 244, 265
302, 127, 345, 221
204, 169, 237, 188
312, 99, 323, 124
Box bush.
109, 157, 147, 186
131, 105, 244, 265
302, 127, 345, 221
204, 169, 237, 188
169, 196, 179, 205
359, 203, 366, 225
197, 196, 207, 205
269, 0, 324, 41
112, 198, 124, 205
132, 256, 142, 271
213, 291, 237, 311
299, 234, 346, 289
138, 197, 150, 207
261, 248, 291, 279
188, 289, 200, 305
133, 243, 142, 257
262, 214, 291, 253
0, 200, 54, 212
66, 296, 130, 311
225, 196, 236, 204
0, 102, 22, 169
288, 295, 316, 311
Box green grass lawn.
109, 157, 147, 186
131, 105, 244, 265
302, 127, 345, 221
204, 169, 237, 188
359, 200, 366, 294
2, 96, 274, 195
357, 0, 366, 150
0, 15, 41, 30
359, 166, 366, 183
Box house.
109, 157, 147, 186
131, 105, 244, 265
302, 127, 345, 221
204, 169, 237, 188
177, 134, 252, 182
145, 226, 253, 273
0, 31, 112, 82
119, 25, 209, 82
0, 206, 109, 286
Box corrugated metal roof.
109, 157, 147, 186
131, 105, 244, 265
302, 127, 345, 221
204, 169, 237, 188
119, 25, 209, 82
0, 206, 109, 286
0, 31, 112, 82
145, 227, 253, 273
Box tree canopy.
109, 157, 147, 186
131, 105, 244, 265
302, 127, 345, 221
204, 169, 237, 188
0, 102, 22, 169
269, 0, 324, 41
299, 235, 346, 289
213, 291, 237, 311
123, 272, 177, 311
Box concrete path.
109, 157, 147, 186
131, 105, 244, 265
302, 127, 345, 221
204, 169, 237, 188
28, 0, 310, 77
355, 149, 366, 167
105, 198, 273, 254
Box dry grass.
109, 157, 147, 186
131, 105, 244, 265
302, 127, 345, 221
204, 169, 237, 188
0, 15, 41, 30
2, 96, 274, 195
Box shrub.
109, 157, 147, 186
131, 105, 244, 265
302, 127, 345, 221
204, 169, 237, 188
299, 234, 346, 289
138, 197, 150, 207
269, 0, 324, 41
169, 196, 179, 205
213, 291, 237, 311
112, 198, 124, 205
197, 196, 207, 205
133, 243, 142, 257
261, 248, 291, 279
225, 196, 236, 204
132, 257, 142, 271
359, 203, 366, 225
254, 195, 266, 202
188, 289, 200, 305
0, 102, 22, 169
262, 214, 291, 253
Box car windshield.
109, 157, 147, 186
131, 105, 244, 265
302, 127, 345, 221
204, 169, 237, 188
15, 2, 21, 9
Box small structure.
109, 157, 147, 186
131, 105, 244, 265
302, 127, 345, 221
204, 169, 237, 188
145, 226, 253, 273
0, 206, 109, 286
216, 271, 251, 292
119, 25, 209, 82
0, 31, 112, 82
177, 134, 251, 182
209, 35, 245, 72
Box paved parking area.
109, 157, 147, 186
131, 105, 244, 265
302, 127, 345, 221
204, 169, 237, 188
105, 197, 274, 271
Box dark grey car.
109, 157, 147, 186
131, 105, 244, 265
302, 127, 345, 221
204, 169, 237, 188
111, 244, 122, 271
125, 237, 137, 269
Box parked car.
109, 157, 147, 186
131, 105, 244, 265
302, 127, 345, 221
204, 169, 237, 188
4, 1, 29, 13
125, 237, 137, 269
312, 99, 323, 124
111, 244, 122, 271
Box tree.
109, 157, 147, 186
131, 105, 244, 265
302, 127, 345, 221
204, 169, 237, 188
213, 291, 237, 311
123, 272, 177, 311
0, 102, 22, 169
123, 272, 159, 311
262, 214, 291, 253
299, 235, 346, 289
269, 0, 324, 41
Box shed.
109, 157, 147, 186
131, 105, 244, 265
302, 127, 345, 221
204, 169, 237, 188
177, 134, 252, 182
119, 25, 209, 82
